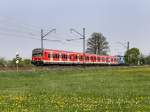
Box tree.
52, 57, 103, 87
144, 55, 150, 65
124, 48, 140, 65
21, 59, 32, 67
86, 32, 109, 55
139, 54, 145, 65
0, 58, 7, 67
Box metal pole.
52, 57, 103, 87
69, 28, 86, 67
41, 29, 43, 49
16, 52, 19, 72
17, 63, 18, 72
127, 41, 130, 65
83, 28, 85, 66
41, 28, 56, 49
127, 41, 129, 51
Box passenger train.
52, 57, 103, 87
31, 48, 125, 66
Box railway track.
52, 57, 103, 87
0, 65, 148, 72
0, 65, 129, 72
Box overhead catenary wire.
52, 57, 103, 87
0, 16, 41, 32
0, 27, 66, 45
0, 32, 40, 41
0, 32, 66, 44
0, 17, 89, 47
0, 26, 39, 37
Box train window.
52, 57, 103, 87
91, 57, 93, 61
114, 58, 117, 62
91, 56, 94, 61
106, 58, 109, 62
69, 56, 71, 59
97, 57, 100, 61
102, 57, 105, 62
97, 57, 99, 61
52, 54, 55, 58
62, 55, 64, 59
63, 54, 67, 59
69, 55, 74, 60
99, 57, 102, 61
57, 54, 60, 58
85, 56, 89, 60
93, 57, 96, 61
62, 54, 68, 59
79, 56, 83, 60
32, 53, 42, 57
111, 58, 114, 62
75, 56, 78, 59
53, 54, 59, 59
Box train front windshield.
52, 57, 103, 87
32, 49, 43, 57
32, 53, 43, 57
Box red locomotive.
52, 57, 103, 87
31, 48, 119, 66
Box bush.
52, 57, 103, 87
0, 58, 32, 67
144, 55, 150, 65
0, 58, 7, 67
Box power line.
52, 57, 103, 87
0, 26, 66, 45
0, 28, 39, 38
0, 17, 41, 36
0, 32, 40, 40
0, 16, 41, 32
0, 26, 39, 37
0, 22, 40, 35
0, 32, 66, 45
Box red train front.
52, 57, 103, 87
31, 48, 119, 66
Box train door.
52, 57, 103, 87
52, 51, 60, 62
61, 52, 68, 63
79, 54, 83, 64
68, 53, 74, 64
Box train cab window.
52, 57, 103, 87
32, 53, 42, 57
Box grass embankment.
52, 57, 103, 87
0, 67, 150, 111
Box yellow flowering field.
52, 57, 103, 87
0, 66, 150, 111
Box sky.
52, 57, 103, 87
0, 0, 149, 59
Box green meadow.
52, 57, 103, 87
0, 66, 150, 112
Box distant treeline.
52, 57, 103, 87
144, 55, 150, 65
0, 58, 32, 67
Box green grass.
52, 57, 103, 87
0, 66, 150, 111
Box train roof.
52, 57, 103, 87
33, 48, 117, 57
